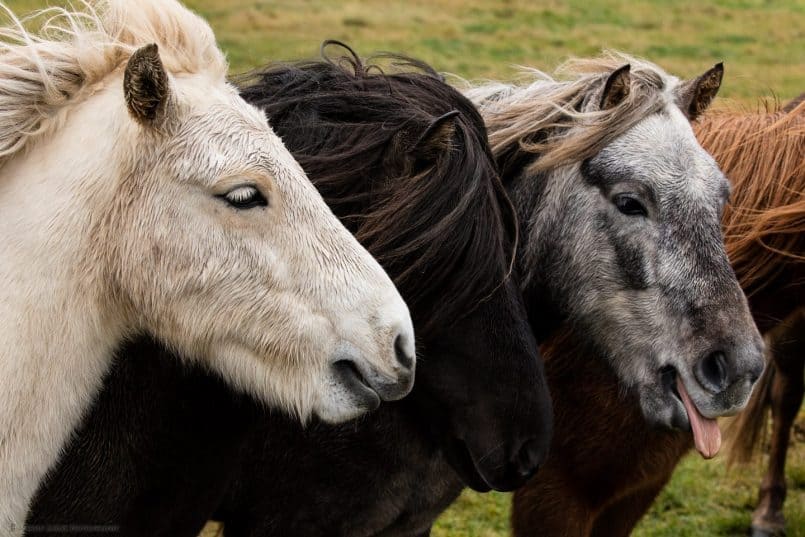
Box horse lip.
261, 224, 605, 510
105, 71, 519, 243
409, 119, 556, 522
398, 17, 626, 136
332, 360, 381, 411
445, 437, 532, 492
444, 437, 493, 492
659, 365, 691, 432
373, 369, 415, 402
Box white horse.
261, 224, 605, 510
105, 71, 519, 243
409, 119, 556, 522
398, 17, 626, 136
0, 1, 415, 532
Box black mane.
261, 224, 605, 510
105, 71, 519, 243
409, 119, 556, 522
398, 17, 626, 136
237, 42, 517, 333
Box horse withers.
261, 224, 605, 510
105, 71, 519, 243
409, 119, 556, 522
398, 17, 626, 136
0, 4, 413, 532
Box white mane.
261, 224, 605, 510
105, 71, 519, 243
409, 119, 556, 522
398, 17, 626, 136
463, 51, 678, 173
0, 0, 227, 166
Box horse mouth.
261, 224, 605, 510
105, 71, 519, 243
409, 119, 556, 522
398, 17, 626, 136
443, 437, 493, 493
443, 437, 535, 492
332, 360, 381, 412
660, 365, 690, 429
661, 365, 681, 401
660, 365, 722, 458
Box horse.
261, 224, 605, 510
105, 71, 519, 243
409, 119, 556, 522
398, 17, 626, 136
27, 44, 553, 535
717, 96, 805, 537
468, 52, 763, 460
0, 2, 415, 532
508, 96, 804, 537
33, 49, 764, 537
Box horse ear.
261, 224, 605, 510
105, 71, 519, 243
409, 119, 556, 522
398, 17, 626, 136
411, 110, 460, 162
676, 62, 723, 121
600, 64, 631, 110
124, 44, 171, 125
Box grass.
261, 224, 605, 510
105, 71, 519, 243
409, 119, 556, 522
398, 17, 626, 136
197, 423, 805, 536
430, 412, 805, 537
7, 0, 804, 535
6, 0, 805, 102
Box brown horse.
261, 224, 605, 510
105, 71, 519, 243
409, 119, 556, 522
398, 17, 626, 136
721, 94, 805, 537
511, 97, 805, 537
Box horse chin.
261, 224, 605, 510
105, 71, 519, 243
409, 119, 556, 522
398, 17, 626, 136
314, 362, 382, 423
442, 437, 493, 492
442, 437, 536, 492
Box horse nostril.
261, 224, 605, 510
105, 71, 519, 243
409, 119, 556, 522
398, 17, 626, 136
514, 438, 545, 479
697, 351, 730, 393
394, 334, 414, 370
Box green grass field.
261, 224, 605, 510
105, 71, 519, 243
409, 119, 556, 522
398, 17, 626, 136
433, 419, 805, 537
8, 0, 804, 535
7, 0, 805, 102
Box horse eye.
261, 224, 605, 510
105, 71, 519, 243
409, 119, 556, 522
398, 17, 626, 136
221, 185, 268, 210
613, 194, 647, 217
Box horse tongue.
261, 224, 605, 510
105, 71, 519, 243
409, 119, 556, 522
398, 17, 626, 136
676, 377, 721, 459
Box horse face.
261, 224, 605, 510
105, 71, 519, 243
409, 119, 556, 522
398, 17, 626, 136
552, 94, 763, 435
110, 47, 415, 424
379, 112, 552, 492
413, 275, 552, 492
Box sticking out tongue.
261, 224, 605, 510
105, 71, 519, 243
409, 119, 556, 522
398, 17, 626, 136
676, 377, 721, 459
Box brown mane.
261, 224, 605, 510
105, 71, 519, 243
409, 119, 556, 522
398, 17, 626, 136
694, 100, 805, 297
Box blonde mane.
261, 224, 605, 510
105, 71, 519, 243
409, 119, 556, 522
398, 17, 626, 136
0, 0, 227, 166
695, 100, 805, 297
466, 52, 673, 173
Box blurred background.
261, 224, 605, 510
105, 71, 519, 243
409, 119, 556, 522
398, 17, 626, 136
10, 0, 805, 102
9, 0, 804, 535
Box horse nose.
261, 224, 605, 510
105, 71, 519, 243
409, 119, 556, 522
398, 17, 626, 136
360, 330, 414, 402
511, 437, 547, 480
743, 346, 766, 385
394, 333, 415, 370
695, 351, 730, 393
695, 341, 765, 396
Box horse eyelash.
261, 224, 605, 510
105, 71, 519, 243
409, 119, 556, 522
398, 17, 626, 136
226, 186, 259, 202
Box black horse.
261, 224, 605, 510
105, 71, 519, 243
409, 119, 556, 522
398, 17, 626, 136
27, 45, 552, 535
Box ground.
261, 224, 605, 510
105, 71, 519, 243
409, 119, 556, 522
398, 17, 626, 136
433, 412, 805, 536
9, 0, 804, 535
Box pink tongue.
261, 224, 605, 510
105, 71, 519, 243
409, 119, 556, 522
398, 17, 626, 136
676, 377, 721, 459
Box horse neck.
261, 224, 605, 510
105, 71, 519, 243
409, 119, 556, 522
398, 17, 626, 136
0, 85, 129, 526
